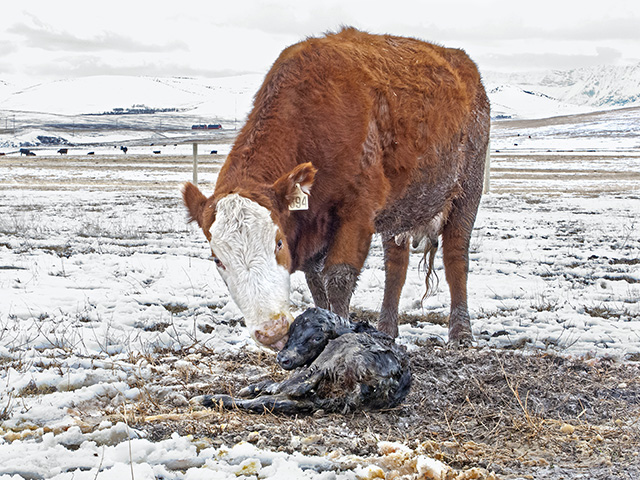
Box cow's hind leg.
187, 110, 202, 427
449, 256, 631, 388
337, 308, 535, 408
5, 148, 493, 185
442, 220, 473, 344
378, 236, 410, 337
442, 172, 484, 345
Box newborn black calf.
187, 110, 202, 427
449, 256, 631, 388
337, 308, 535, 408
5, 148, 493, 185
276, 308, 379, 370
193, 308, 411, 414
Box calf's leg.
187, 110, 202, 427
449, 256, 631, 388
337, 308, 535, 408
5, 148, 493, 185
238, 368, 323, 399
198, 394, 316, 414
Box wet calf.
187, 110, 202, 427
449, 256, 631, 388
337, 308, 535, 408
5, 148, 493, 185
192, 308, 411, 414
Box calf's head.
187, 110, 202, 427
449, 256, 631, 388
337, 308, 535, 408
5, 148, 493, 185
276, 308, 351, 369
182, 163, 316, 350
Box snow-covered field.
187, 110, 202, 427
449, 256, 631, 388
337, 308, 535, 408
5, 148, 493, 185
0, 112, 639, 478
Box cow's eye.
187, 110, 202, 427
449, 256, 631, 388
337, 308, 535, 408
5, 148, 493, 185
212, 256, 226, 270
276, 239, 283, 252
311, 334, 324, 343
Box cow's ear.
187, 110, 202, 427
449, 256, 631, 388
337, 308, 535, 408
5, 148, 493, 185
182, 182, 209, 227
273, 162, 317, 208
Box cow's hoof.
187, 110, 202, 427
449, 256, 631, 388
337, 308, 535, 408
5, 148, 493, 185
447, 335, 473, 349
448, 325, 473, 348
377, 317, 399, 339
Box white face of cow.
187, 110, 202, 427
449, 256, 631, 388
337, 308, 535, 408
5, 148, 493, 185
182, 162, 317, 350
209, 194, 293, 349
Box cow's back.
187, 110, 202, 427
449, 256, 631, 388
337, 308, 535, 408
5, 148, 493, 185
220, 27, 489, 260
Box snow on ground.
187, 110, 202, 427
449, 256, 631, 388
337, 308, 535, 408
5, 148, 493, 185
485, 84, 594, 120
491, 107, 640, 153
0, 127, 639, 478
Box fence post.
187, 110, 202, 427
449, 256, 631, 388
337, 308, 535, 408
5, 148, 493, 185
192, 142, 198, 185
483, 141, 490, 194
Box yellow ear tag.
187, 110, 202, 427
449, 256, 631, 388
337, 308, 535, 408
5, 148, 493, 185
288, 183, 309, 211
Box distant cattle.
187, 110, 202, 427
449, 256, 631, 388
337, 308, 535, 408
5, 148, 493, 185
120, 146, 128, 154
210, 150, 218, 155
20, 148, 36, 156
183, 28, 490, 349
87, 151, 95, 155
153, 150, 161, 154
192, 308, 411, 413
57, 148, 68, 155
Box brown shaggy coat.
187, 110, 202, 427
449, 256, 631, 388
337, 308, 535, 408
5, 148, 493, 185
183, 27, 490, 343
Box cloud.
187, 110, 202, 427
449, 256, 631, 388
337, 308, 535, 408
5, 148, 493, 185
478, 48, 624, 72
227, 3, 356, 37
8, 21, 187, 53
561, 18, 640, 41
21, 54, 253, 80
2, 0, 639, 83
0, 39, 14, 57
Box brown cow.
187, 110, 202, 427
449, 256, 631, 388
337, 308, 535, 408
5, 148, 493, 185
183, 27, 490, 349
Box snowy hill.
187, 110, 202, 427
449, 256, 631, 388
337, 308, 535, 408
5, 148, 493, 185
486, 84, 594, 119
540, 64, 640, 107
483, 63, 640, 119
0, 80, 13, 101
1, 62, 639, 136
0, 74, 263, 119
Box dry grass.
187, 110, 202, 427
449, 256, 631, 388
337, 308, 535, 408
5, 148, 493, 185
98, 330, 640, 479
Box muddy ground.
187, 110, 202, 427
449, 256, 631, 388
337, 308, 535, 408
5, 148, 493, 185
112, 312, 640, 480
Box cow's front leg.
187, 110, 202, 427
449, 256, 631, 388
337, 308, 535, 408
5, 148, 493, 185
324, 219, 374, 319
378, 236, 410, 338
302, 252, 329, 310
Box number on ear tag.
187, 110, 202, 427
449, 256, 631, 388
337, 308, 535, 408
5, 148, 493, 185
288, 183, 309, 211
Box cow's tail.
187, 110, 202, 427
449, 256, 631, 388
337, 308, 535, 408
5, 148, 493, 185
418, 236, 439, 305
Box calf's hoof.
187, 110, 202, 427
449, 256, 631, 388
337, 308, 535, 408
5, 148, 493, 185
238, 380, 277, 398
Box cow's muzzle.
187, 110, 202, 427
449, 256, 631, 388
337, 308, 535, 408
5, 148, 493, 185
252, 313, 293, 351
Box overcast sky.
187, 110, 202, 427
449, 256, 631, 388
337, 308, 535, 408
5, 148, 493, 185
2, 0, 639, 86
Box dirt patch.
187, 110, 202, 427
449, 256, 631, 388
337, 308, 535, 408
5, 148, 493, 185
116, 325, 640, 479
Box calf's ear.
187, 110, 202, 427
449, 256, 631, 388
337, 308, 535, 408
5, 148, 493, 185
273, 162, 317, 208
182, 182, 209, 227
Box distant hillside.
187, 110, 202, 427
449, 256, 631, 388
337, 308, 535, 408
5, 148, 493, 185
0, 80, 13, 103
0, 75, 263, 120
484, 63, 640, 119
1, 63, 639, 122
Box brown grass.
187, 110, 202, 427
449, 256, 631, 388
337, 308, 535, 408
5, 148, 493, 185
94, 335, 640, 479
